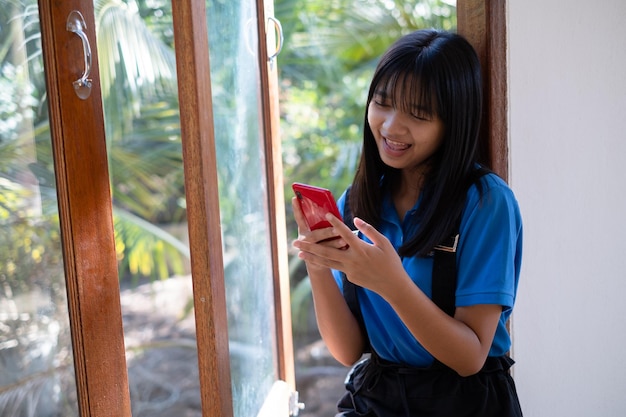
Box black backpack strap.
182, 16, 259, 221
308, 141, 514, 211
432, 167, 490, 317
432, 228, 460, 317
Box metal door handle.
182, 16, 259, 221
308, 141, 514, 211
66, 10, 92, 100
267, 17, 283, 68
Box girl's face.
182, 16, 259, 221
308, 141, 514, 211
367, 87, 445, 175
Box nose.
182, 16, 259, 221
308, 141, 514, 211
382, 109, 408, 135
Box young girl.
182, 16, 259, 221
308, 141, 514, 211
292, 29, 523, 416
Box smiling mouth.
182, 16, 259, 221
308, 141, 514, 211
384, 137, 411, 151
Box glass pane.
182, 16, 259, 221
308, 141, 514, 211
94, 3, 201, 416
206, 2, 278, 417
0, 3, 79, 416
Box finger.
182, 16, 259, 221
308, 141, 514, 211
324, 213, 359, 242
292, 196, 304, 221
352, 217, 386, 246
297, 250, 342, 270
292, 196, 310, 233
295, 241, 345, 270
293, 228, 345, 247
319, 237, 349, 249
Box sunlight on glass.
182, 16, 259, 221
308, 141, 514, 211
206, 1, 278, 415
0, 4, 78, 416
95, 1, 200, 415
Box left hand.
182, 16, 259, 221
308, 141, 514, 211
293, 213, 409, 297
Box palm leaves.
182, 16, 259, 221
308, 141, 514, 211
95, 0, 177, 140
277, 0, 457, 217
279, 0, 456, 192
0, 0, 188, 281
93, 0, 188, 280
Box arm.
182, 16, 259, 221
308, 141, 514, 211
382, 273, 501, 376
291, 197, 366, 366
295, 214, 500, 376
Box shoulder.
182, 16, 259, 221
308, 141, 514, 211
474, 171, 510, 193
462, 173, 522, 232
468, 173, 519, 209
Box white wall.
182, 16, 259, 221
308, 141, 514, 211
508, 1, 626, 415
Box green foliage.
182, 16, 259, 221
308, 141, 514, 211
278, 0, 457, 189
113, 208, 189, 284
95, 0, 188, 280
95, 0, 178, 140
1, 0, 189, 283
0, 0, 63, 300
0, 179, 63, 296
108, 98, 186, 224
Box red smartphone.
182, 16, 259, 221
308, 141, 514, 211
292, 182, 342, 230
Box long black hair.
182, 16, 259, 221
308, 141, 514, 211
349, 29, 486, 257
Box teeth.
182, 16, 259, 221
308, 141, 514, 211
385, 138, 410, 150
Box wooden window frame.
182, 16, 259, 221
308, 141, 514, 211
458, 0, 509, 181
170, 2, 234, 416
255, 0, 296, 390
39, 1, 132, 416
171, 1, 294, 416
40, 1, 292, 416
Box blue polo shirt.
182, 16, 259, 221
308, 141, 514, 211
333, 173, 523, 367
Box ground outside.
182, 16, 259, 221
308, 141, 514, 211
120, 276, 346, 417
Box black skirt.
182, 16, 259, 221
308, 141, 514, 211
336, 353, 523, 417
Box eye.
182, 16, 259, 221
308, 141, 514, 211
410, 112, 431, 121
372, 92, 392, 108
409, 107, 434, 121
373, 98, 390, 108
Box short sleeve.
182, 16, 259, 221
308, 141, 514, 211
455, 175, 523, 311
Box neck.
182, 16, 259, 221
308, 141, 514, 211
393, 166, 428, 221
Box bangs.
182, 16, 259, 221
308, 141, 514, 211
372, 65, 438, 119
